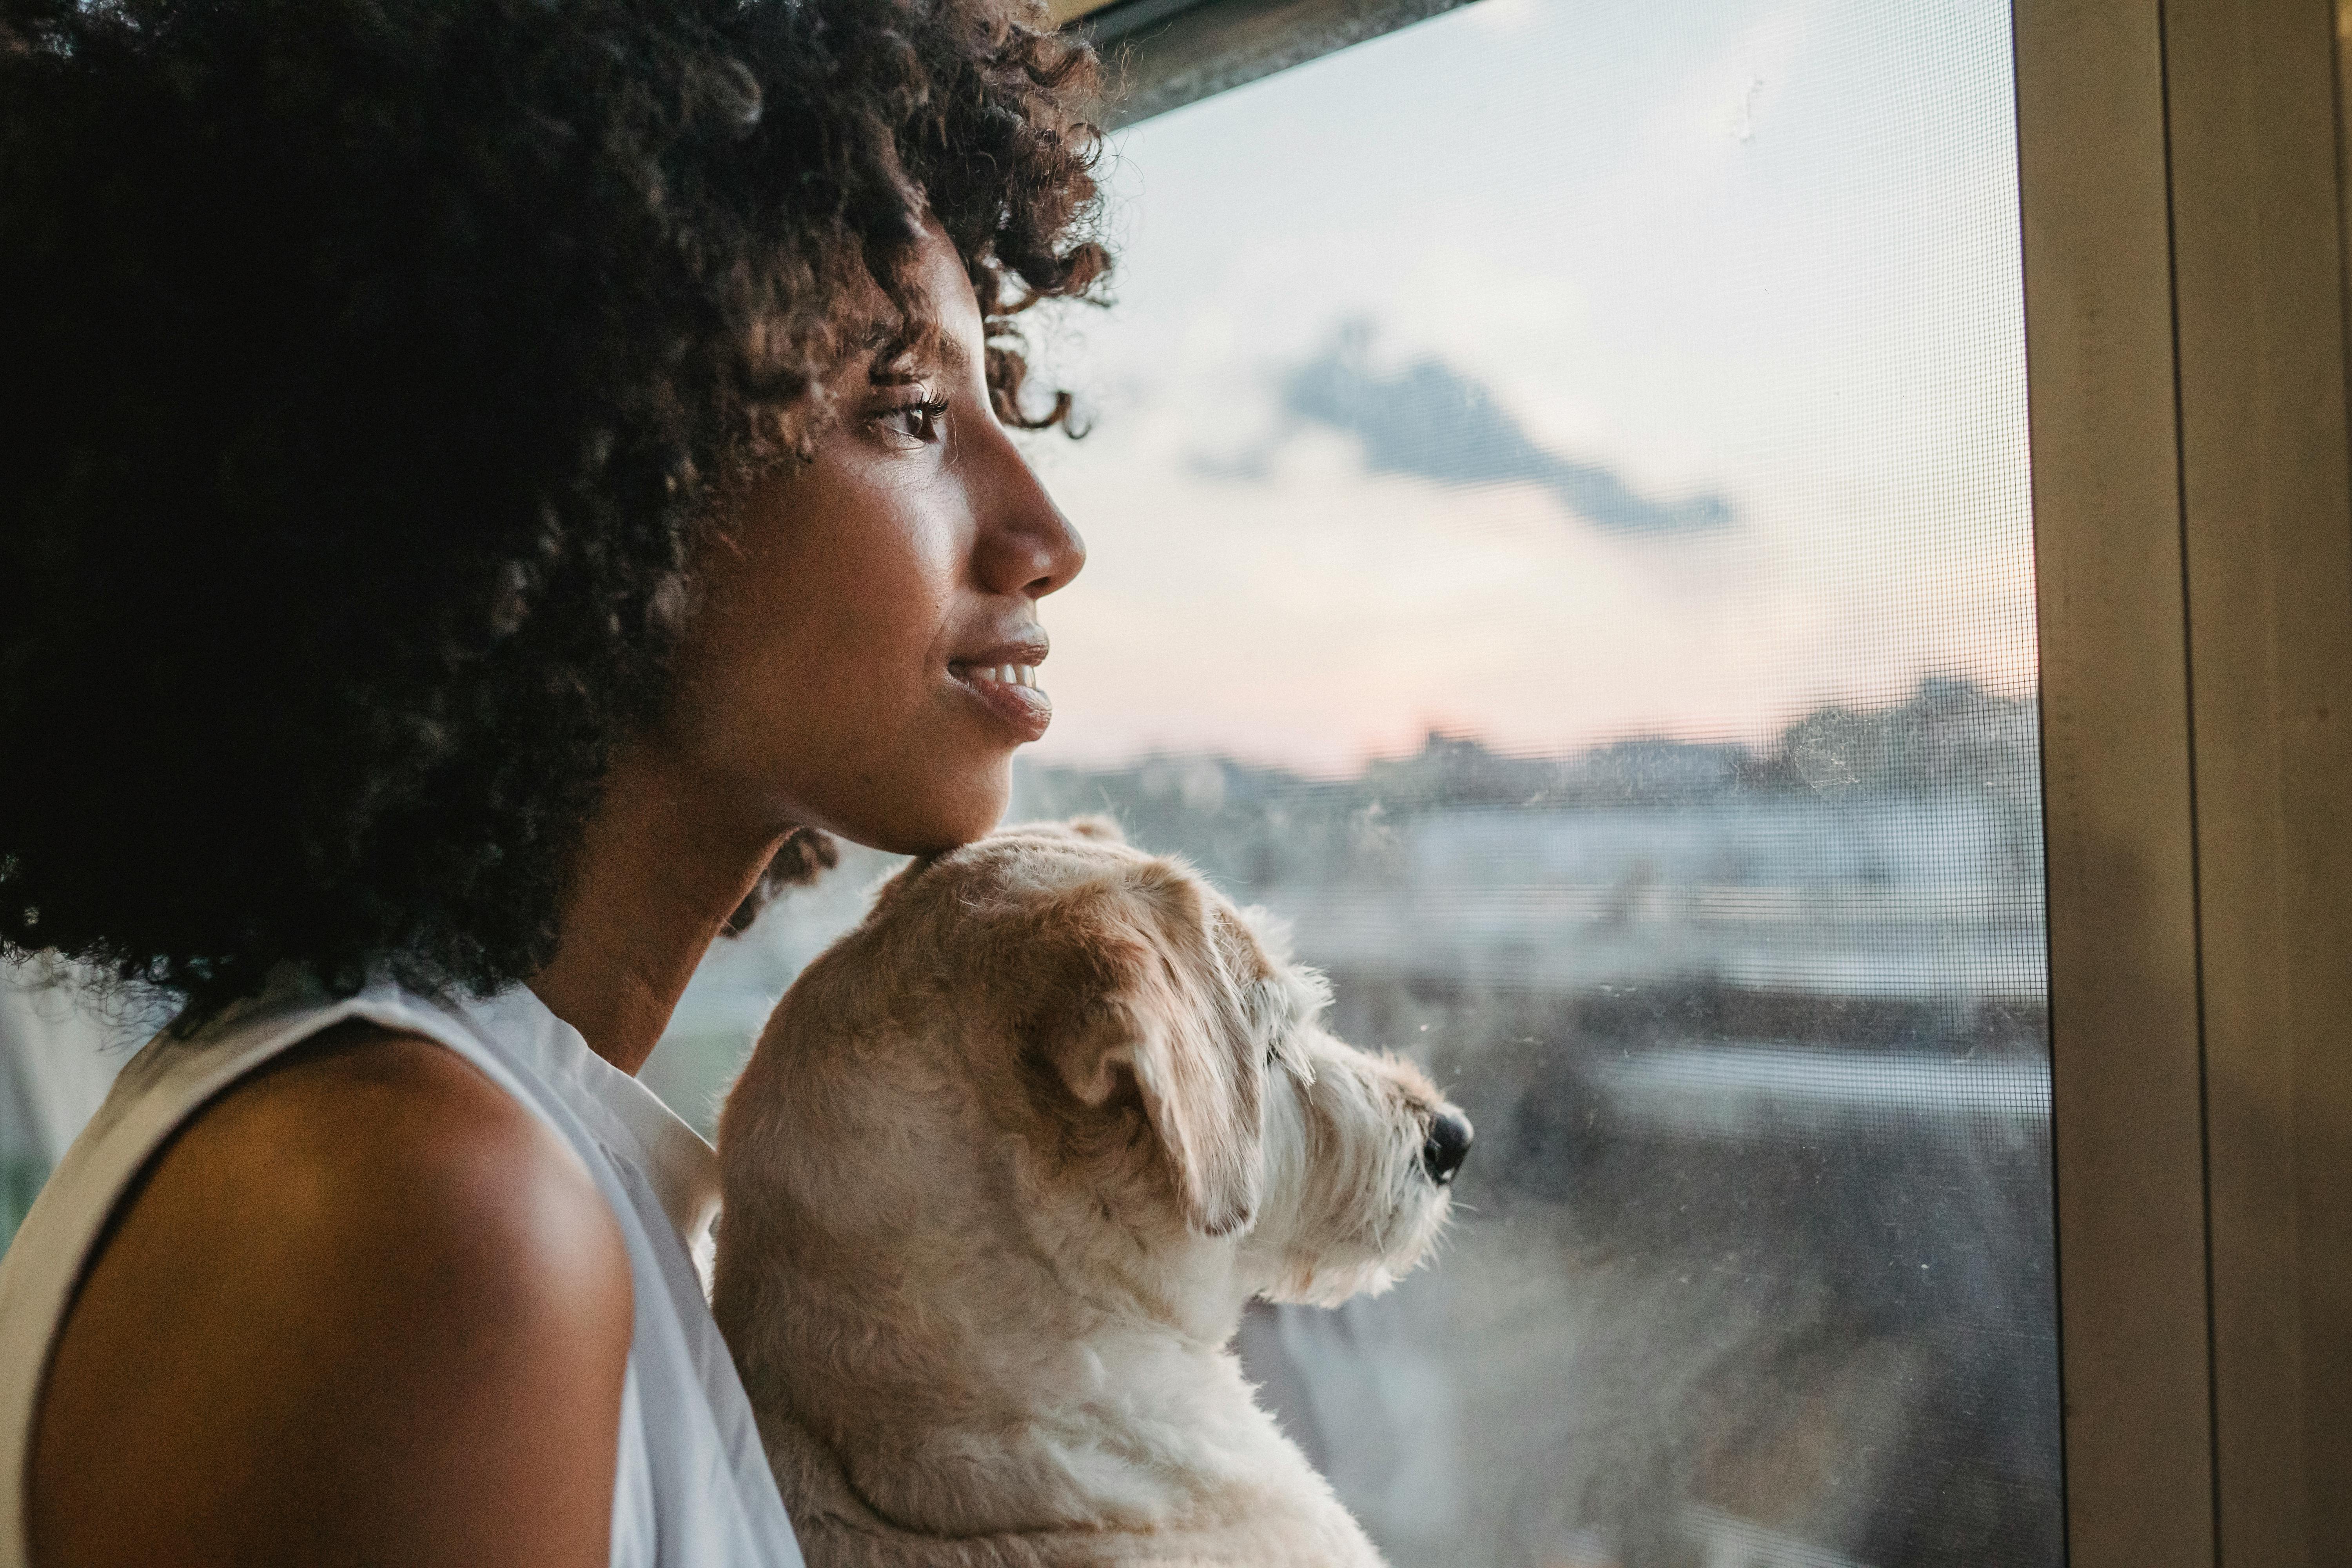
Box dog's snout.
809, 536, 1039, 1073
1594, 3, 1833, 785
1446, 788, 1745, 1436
1421, 1108, 1473, 1185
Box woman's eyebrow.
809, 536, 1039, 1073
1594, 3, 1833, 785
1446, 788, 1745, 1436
867, 327, 973, 387
941, 329, 976, 377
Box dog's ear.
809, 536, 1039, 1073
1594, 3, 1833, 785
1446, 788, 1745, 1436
1039, 860, 1265, 1238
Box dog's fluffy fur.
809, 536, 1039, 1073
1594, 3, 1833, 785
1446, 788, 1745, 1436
713, 820, 1463, 1567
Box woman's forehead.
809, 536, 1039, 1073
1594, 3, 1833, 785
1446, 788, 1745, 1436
907, 223, 986, 374
858, 234, 982, 385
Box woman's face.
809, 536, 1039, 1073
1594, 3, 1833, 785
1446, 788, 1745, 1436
664, 222, 1086, 855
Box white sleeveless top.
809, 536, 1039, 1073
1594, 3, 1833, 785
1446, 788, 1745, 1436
0, 974, 803, 1567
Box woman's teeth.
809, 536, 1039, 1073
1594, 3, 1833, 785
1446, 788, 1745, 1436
967, 664, 1040, 689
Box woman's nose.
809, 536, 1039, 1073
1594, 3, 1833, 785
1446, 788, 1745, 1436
973, 441, 1086, 599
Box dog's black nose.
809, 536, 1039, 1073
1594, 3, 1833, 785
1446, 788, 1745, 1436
1422, 1109, 1474, 1185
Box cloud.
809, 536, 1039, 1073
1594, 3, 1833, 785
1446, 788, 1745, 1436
1250, 321, 1734, 535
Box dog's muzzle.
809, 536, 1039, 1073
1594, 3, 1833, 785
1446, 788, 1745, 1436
1421, 1109, 1474, 1186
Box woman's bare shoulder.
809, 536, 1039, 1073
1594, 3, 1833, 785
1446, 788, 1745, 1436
28, 1020, 633, 1568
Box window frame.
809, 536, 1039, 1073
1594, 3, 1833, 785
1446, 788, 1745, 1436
1067, 0, 2352, 1559
2021, 0, 2352, 1561
1073, 0, 1469, 125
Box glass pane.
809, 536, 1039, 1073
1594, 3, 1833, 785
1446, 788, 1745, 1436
657, 0, 2057, 1559
1002, 0, 2058, 1563
0, 957, 151, 1249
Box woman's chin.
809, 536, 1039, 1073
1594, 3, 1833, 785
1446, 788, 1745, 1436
820, 768, 1013, 857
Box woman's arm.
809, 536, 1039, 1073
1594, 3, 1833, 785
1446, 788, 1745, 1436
27, 1023, 633, 1567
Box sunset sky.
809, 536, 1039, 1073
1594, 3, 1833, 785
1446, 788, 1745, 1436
1012, 0, 2033, 777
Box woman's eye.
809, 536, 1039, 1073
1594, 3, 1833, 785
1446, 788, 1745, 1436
877, 397, 949, 446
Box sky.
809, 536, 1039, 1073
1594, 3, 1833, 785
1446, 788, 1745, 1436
1013, 0, 2033, 776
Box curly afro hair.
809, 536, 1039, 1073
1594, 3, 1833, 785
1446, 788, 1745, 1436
0, 0, 1109, 1021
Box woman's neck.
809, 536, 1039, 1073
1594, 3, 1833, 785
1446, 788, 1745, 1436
530, 746, 786, 1076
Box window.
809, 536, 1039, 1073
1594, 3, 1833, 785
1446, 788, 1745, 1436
662, 2, 2063, 1561
0, 958, 150, 1251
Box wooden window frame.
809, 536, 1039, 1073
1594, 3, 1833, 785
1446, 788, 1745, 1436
2022, 0, 2352, 1562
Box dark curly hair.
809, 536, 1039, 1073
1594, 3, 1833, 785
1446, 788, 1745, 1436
0, 0, 1108, 1020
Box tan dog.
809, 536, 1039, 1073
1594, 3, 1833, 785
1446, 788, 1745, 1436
712, 820, 1472, 1568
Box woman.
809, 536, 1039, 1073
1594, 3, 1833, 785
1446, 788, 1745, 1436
0, 0, 1107, 1561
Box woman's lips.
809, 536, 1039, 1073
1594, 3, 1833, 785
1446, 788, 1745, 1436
950, 661, 1052, 741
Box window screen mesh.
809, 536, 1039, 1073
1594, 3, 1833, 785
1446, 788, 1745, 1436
659, 0, 2060, 1562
